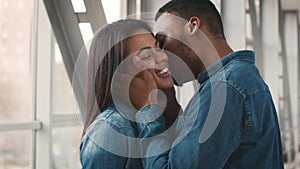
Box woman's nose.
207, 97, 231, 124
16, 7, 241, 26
154, 49, 168, 64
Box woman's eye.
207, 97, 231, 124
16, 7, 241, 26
141, 54, 151, 60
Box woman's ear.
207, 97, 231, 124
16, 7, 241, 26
187, 16, 201, 36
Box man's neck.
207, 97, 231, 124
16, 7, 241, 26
213, 38, 234, 59
193, 38, 233, 79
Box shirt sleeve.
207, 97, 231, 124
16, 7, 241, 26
135, 103, 172, 168
136, 81, 247, 169
80, 121, 128, 169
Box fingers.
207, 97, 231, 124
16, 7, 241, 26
142, 69, 155, 79
137, 69, 156, 84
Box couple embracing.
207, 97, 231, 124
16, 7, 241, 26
80, 1, 284, 169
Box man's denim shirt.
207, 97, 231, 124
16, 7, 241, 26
136, 50, 284, 169
80, 105, 143, 169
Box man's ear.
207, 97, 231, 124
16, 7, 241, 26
186, 16, 201, 36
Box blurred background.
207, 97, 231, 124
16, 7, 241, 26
0, 0, 299, 168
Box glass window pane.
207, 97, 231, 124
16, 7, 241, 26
79, 23, 94, 45
52, 41, 76, 115
52, 127, 82, 169
101, 0, 123, 23
0, 0, 33, 122
0, 131, 31, 169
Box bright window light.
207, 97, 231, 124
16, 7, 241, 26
101, 0, 123, 23
71, 0, 87, 13
79, 23, 94, 45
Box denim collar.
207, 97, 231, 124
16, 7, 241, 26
197, 50, 255, 84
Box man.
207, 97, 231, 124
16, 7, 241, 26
134, 0, 284, 168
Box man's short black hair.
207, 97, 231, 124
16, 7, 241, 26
155, 0, 225, 38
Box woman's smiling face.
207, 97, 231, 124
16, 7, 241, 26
125, 28, 174, 89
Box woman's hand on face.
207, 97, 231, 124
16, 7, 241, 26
111, 68, 158, 111
129, 70, 158, 110
113, 68, 181, 127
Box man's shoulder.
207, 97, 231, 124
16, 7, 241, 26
203, 61, 268, 99
226, 62, 268, 97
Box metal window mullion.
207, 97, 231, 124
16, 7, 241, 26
127, 0, 136, 15
248, 0, 263, 73
35, 1, 53, 169
76, 13, 89, 23
140, 0, 169, 13
283, 11, 299, 165
30, 0, 39, 169
298, 22, 300, 161
261, 0, 280, 110
221, 0, 246, 50
43, 0, 86, 117
83, 0, 107, 33
52, 114, 81, 128
0, 122, 42, 132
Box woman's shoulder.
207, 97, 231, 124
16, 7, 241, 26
85, 105, 137, 137
80, 105, 139, 161
98, 105, 134, 127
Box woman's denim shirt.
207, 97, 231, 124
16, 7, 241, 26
80, 105, 143, 169
136, 50, 284, 169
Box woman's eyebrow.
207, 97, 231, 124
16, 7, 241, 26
137, 46, 151, 55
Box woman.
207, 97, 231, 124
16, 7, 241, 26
80, 19, 179, 169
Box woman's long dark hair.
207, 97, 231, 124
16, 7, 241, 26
83, 19, 152, 136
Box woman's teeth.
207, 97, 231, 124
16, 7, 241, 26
155, 67, 171, 78
157, 67, 168, 75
